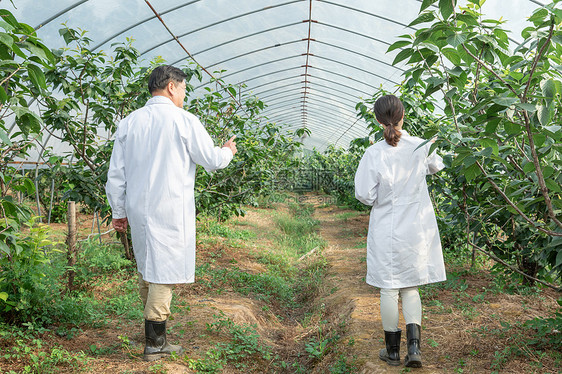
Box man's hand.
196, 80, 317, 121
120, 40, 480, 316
113, 217, 128, 233
223, 135, 237, 156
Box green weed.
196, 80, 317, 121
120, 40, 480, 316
186, 315, 275, 372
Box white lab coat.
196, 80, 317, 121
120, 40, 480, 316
106, 96, 233, 284
354, 131, 446, 289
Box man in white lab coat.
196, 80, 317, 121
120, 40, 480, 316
355, 94, 445, 368
106, 65, 237, 361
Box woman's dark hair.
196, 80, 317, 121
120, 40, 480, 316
373, 95, 404, 147
148, 65, 187, 94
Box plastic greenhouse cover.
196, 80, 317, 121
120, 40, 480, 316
5, 0, 550, 165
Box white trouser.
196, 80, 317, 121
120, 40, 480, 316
380, 287, 422, 332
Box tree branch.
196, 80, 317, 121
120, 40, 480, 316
469, 241, 561, 291
475, 160, 562, 236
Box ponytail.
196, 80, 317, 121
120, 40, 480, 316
373, 95, 405, 147
383, 123, 402, 147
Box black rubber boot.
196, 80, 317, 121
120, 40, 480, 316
404, 323, 422, 368
378, 329, 401, 366
143, 319, 184, 361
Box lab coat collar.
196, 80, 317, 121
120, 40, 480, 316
400, 130, 410, 137
146, 95, 175, 106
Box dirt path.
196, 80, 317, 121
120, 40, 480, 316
313, 204, 443, 373
2, 199, 559, 373
311, 200, 560, 374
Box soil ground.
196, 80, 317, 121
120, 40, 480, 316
1, 195, 560, 373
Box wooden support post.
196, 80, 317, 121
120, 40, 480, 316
66, 201, 77, 292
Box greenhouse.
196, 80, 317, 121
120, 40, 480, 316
1, 0, 561, 373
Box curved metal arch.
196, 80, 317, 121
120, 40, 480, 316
34, 0, 88, 30
272, 112, 356, 133
263, 88, 359, 107
315, 21, 392, 47
307, 81, 366, 101
201, 45, 395, 89
263, 96, 359, 117
314, 40, 406, 72
246, 81, 306, 98
316, 0, 415, 30
139, 0, 305, 56
311, 54, 398, 86
193, 54, 304, 90
244, 75, 304, 93
263, 87, 361, 108
307, 64, 388, 91
264, 102, 358, 123
308, 75, 372, 97
262, 96, 360, 118
261, 91, 307, 106
248, 79, 364, 104
169, 21, 304, 66
267, 105, 360, 126
195, 37, 404, 89
92, 1, 201, 50
203, 39, 306, 70
237, 66, 303, 86
272, 111, 337, 126
246, 72, 372, 98
261, 86, 359, 107
265, 103, 351, 123
282, 119, 366, 141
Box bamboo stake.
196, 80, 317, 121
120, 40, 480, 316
66, 201, 77, 292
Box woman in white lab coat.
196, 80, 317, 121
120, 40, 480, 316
355, 95, 446, 368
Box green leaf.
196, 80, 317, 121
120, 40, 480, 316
409, 12, 435, 27
479, 138, 499, 156
392, 48, 413, 65
0, 128, 12, 146
420, 0, 438, 12
504, 121, 521, 135
447, 33, 467, 47
23, 178, 35, 195
0, 291, 7, 302
0, 32, 13, 47
439, 0, 456, 20
528, 8, 549, 25
0, 86, 7, 104
27, 63, 47, 90
533, 133, 546, 147
541, 79, 557, 103
523, 162, 535, 173
0, 19, 15, 32
491, 96, 518, 107
514, 102, 536, 112
387, 40, 411, 53
13, 106, 42, 134
545, 178, 561, 193
485, 118, 500, 134
441, 47, 461, 65
463, 162, 481, 182
537, 105, 554, 126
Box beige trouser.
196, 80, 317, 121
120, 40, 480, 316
138, 273, 174, 322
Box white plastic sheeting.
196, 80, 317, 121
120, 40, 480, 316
7, 0, 549, 154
